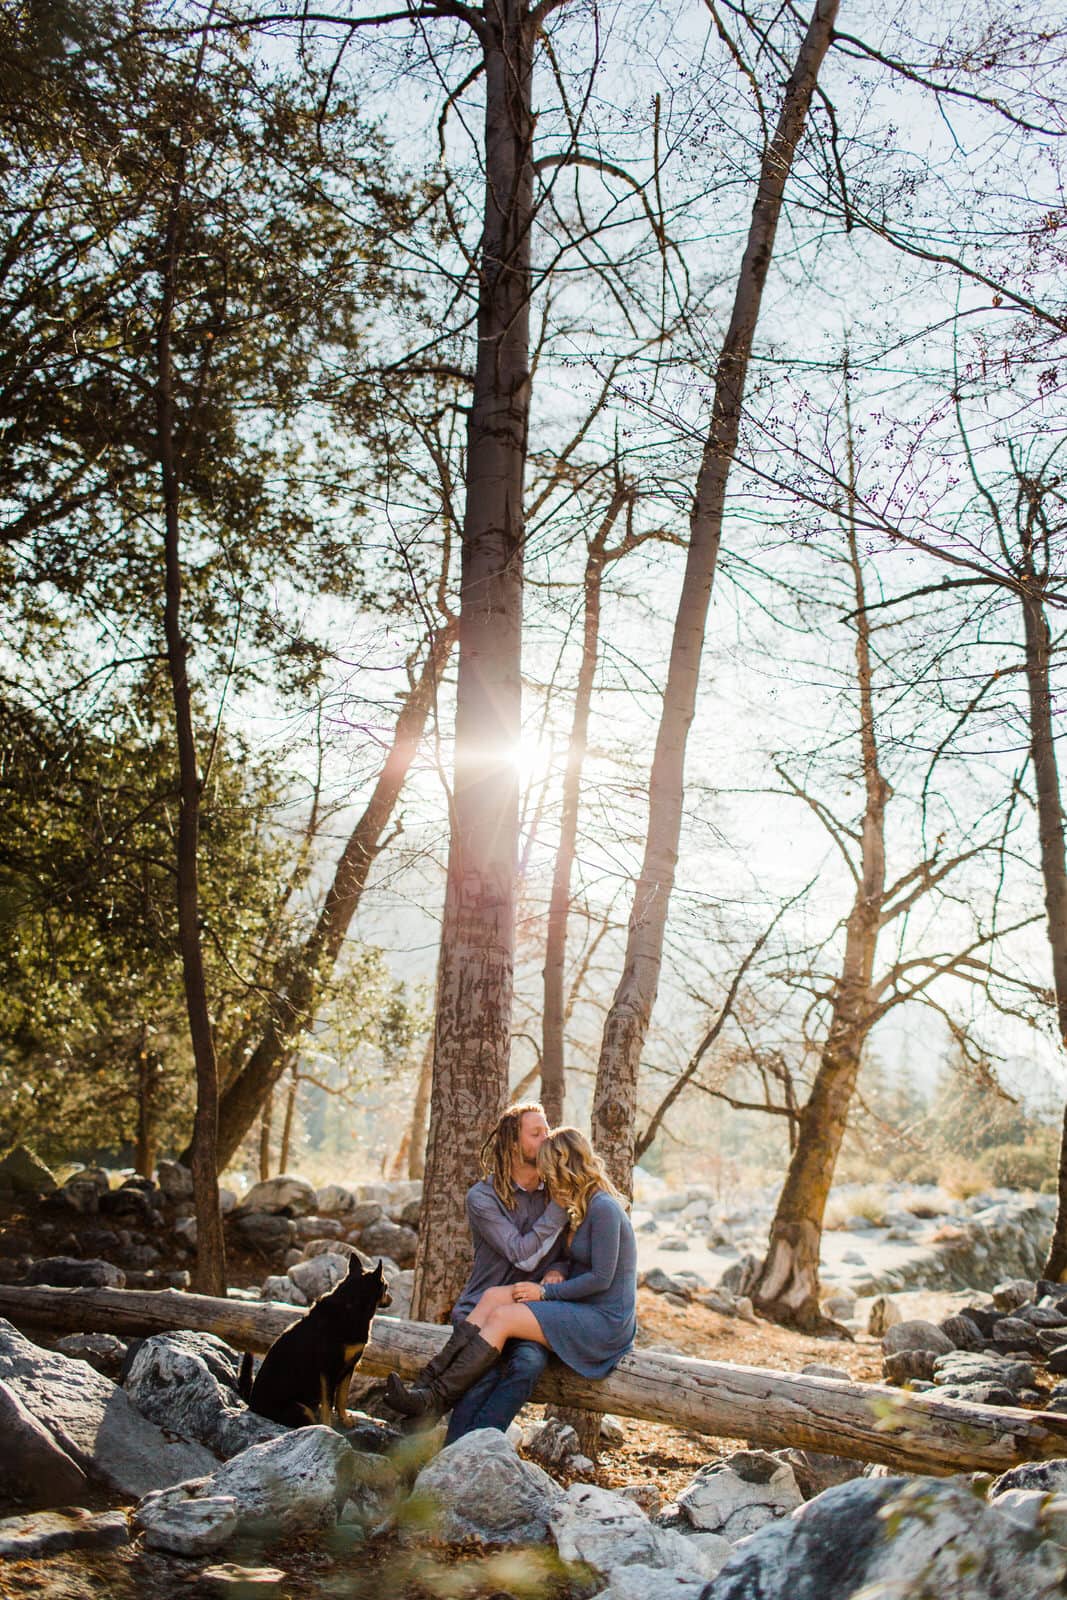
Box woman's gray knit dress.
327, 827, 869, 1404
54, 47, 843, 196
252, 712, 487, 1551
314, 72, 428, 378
530, 1190, 637, 1378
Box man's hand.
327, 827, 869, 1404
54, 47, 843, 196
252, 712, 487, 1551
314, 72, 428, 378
541, 1269, 565, 1285
511, 1281, 544, 1303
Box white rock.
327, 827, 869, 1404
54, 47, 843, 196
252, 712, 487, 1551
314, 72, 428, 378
600, 1414, 626, 1447
700, 1476, 1067, 1599
551, 1483, 714, 1579
315, 1184, 359, 1215
288, 1252, 350, 1302
676, 1450, 802, 1542
135, 1426, 359, 1555
410, 1428, 562, 1545
238, 1175, 317, 1216
260, 1275, 307, 1306
124, 1334, 283, 1458
592, 1565, 708, 1600
137, 1493, 240, 1556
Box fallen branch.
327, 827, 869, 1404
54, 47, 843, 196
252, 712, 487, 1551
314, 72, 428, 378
1, 1284, 1063, 1477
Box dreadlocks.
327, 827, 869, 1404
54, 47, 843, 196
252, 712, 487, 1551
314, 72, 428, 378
480, 1101, 546, 1209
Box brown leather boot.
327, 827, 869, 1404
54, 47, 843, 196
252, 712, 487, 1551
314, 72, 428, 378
385, 1330, 500, 1419
385, 1319, 478, 1414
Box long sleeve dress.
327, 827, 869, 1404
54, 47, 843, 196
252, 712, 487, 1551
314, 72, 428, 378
529, 1189, 637, 1378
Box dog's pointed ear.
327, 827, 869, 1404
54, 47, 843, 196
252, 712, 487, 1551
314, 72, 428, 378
373, 1259, 385, 1279
347, 1254, 365, 1276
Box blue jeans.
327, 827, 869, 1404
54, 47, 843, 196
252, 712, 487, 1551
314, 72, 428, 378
444, 1337, 548, 1446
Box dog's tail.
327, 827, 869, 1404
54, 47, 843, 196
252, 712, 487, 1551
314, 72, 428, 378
238, 1350, 254, 1402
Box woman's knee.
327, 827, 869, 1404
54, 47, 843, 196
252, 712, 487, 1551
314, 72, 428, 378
474, 1286, 511, 1315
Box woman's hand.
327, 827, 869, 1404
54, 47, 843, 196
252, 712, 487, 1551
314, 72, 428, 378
541, 1269, 565, 1285
511, 1281, 544, 1303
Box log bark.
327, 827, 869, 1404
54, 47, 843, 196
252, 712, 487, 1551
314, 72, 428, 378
590, 0, 840, 1194
412, 0, 539, 1325
2, 1284, 1066, 1477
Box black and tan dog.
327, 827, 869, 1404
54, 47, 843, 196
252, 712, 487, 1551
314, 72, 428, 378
238, 1255, 391, 1428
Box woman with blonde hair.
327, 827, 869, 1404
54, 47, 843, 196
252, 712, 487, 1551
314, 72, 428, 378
387, 1127, 637, 1418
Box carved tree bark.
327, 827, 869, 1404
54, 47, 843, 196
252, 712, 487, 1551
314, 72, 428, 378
751, 445, 890, 1329
406, 1034, 434, 1181
412, 0, 542, 1324
206, 622, 455, 1169
591, 0, 841, 1193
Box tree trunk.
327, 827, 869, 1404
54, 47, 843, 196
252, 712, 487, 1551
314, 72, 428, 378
1021, 585, 1067, 1277
590, 0, 841, 1194
205, 622, 455, 1169
258, 1089, 272, 1183
134, 1027, 157, 1179
542, 489, 629, 1124
412, 3, 537, 1324
278, 1069, 298, 1174
156, 168, 227, 1298
752, 443, 890, 1330
5, 1284, 1067, 1476
407, 1034, 434, 1181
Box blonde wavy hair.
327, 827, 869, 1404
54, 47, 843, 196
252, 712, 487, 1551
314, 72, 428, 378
537, 1127, 619, 1234
481, 1102, 546, 1210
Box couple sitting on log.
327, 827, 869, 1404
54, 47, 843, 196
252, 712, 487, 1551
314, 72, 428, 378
386, 1106, 637, 1433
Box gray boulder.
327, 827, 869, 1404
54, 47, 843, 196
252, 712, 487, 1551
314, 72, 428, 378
230, 1214, 296, 1255
990, 1458, 1067, 1499
124, 1334, 284, 1458
378, 1268, 413, 1320
24, 1256, 125, 1289
0, 1317, 214, 1498
54, 1333, 128, 1380
237, 1175, 318, 1216
294, 1216, 344, 1242
593, 1567, 708, 1600
553, 1482, 725, 1580
0, 1145, 57, 1194
315, 1183, 359, 1216
676, 1451, 802, 1542
932, 1349, 1033, 1392
0, 1508, 128, 1559
135, 1425, 359, 1554
699, 1476, 1067, 1600
772, 1448, 864, 1502
156, 1159, 194, 1201
409, 1427, 563, 1545
0, 1379, 88, 1507
358, 1218, 418, 1268
882, 1319, 954, 1357
288, 1251, 350, 1303
260, 1274, 307, 1306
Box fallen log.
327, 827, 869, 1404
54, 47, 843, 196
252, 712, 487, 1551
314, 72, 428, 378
1, 1283, 1065, 1477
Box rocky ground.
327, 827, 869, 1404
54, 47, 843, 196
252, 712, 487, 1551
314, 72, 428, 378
2, 1156, 1067, 1599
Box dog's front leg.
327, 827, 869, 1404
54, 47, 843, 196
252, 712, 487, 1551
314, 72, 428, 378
335, 1368, 354, 1428
318, 1373, 332, 1427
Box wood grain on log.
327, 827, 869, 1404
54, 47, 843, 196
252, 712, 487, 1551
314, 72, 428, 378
2, 1283, 1065, 1477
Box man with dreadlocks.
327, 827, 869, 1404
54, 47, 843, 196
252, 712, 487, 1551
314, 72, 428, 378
390, 1101, 568, 1443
